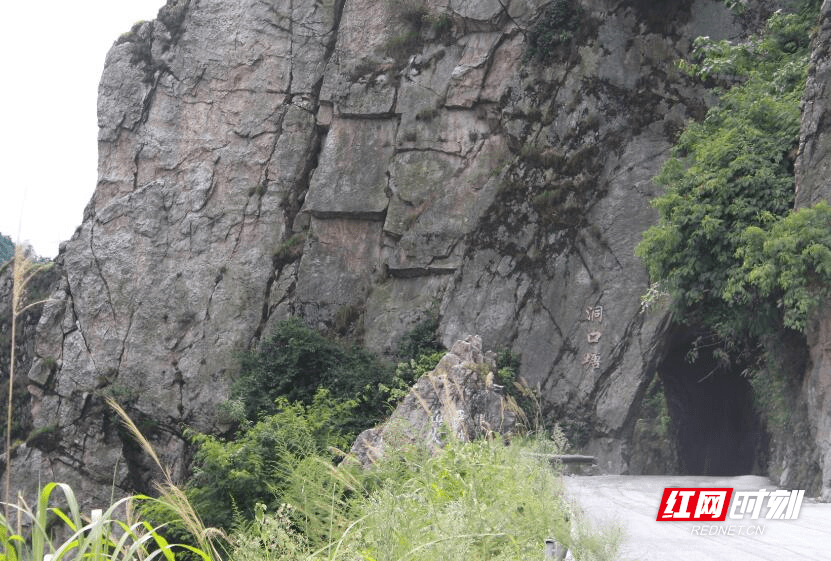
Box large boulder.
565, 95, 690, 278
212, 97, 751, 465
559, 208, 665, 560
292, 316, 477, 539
351, 335, 518, 466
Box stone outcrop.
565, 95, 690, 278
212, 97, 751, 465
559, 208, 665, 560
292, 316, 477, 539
6, 0, 822, 504
351, 335, 517, 466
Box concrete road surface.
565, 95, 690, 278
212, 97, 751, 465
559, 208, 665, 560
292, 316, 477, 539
563, 475, 831, 560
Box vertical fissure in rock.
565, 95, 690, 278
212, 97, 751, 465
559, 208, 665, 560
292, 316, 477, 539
88, 221, 117, 324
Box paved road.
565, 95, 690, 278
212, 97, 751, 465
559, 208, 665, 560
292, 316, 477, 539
563, 475, 831, 560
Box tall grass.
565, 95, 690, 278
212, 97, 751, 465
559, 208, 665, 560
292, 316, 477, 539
0, 482, 186, 561
331, 435, 621, 561
0, 416, 622, 561
0, 398, 223, 561
232, 433, 622, 561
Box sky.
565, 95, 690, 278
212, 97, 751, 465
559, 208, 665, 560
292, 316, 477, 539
0, 1, 166, 258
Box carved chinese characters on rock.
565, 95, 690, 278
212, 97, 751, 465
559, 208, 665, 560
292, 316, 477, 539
583, 305, 603, 370
581, 352, 600, 369
585, 305, 603, 323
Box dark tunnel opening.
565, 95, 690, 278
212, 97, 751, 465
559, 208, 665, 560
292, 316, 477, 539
656, 336, 766, 476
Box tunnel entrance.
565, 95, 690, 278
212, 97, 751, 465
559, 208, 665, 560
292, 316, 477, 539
656, 334, 766, 476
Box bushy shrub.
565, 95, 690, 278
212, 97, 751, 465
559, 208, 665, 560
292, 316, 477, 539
232, 318, 396, 426
395, 316, 444, 359
188, 318, 451, 532
383, 350, 445, 405
186, 397, 333, 530
525, 0, 584, 62
383, 0, 453, 60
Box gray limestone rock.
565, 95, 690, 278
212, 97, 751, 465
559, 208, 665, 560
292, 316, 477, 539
303, 118, 397, 218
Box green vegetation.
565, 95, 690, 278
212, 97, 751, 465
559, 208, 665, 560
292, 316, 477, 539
383, 0, 453, 60
187, 393, 354, 529
308, 435, 620, 561
273, 233, 305, 264
524, 0, 584, 62
638, 376, 671, 439
0, 400, 221, 561
0, 483, 209, 561
220, 433, 620, 561
637, 4, 823, 351
0, 234, 12, 264
383, 31, 421, 60
728, 202, 831, 331
229, 318, 400, 428
1, 422, 622, 561
135, 316, 622, 560
395, 316, 443, 359
162, 317, 447, 533
3, 303, 619, 561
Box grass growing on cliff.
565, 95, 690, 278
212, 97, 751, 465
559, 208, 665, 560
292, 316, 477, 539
524, 0, 585, 62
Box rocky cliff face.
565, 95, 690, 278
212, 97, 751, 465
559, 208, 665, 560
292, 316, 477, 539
5, 0, 816, 503
794, 0, 831, 500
